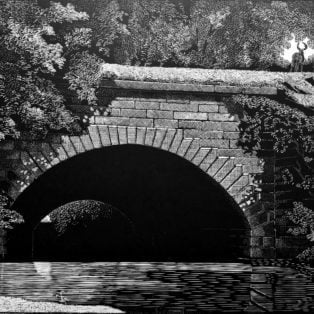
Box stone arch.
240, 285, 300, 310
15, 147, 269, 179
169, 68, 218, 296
9, 125, 252, 208
12, 141, 251, 260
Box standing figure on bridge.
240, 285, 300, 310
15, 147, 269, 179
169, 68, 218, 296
290, 42, 308, 72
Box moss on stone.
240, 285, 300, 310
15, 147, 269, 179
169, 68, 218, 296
100, 63, 313, 87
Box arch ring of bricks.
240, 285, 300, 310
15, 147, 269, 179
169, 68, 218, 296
13, 125, 254, 207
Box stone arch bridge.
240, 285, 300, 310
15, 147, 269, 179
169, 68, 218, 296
1, 66, 312, 259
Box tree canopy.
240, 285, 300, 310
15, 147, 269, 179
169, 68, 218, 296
0, 0, 313, 141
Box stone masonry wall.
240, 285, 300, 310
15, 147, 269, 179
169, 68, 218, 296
0, 82, 282, 258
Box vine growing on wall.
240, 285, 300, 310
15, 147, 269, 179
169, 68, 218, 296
231, 94, 314, 262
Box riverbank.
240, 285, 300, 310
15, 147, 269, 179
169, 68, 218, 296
0, 296, 124, 313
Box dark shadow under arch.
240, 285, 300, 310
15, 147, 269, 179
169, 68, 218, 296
12, 144, 250, 261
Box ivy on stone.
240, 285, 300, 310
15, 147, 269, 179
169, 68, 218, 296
231, 94, 314, 263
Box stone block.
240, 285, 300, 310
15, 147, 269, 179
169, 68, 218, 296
218, 148, 245, 157
127, 127, 137, 144
108, 126, 119, 145
88, 125, 102, 148
184, 139, 200, 161
177, 138, 193, 157
62, 135, 76, 157
110, 108, 121, 116
203, 121, 239, 132
221, 165, 243, 189
178, 120, 203, 129
207, 156, 229, 177
121, 109, 146, 118
80, 134, 94, 151
97, 125, 111, 146
215, 85, 242, 94
199, 148, 218, 170
129, 118, 153, 127
68, 136, 85, 154
184, 130, 223, 139
154, 119, 178, 128
94, 116, 130, 126
111, 100, 135, 108
160, 102, 198, 112
144, 128, 156, 146
198, 104, 219, 112
147, 110, 173, 119
136, 97, 166, 102
201, 139, 229, 149
51, 144, 68, 161
135, 101, 160, 110
153, 129, 167, 147
161, 129, 176, 150
174, 112, 207, 120
243, 86, 277, 95
192, 148, 211, 166
215, 158, 235, 183
117, 126, 128, 144
136, 127, 146, 145
228, 174, 249, 191
169, 129, 183, 153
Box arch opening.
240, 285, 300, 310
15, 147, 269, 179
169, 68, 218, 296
12, 144, 250, 261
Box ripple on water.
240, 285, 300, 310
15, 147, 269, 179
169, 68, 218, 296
0, 262, 313, 312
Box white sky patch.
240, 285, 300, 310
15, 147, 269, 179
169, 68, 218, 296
281, 33, 314, 63
40, 215, 51, 223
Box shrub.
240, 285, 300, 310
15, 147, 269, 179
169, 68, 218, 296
49, 200, 126, 234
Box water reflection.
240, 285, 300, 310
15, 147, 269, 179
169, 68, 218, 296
0, 262, 313, 312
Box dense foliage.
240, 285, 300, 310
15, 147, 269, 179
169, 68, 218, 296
0, 0, 87, 140
49, 200, 118, 234
0, 0, 126, 141
0, 191, 23, 230
233, 95, 313, 155
232, 95, 314, 262
287, 202, 314, 261
109, 0, 314, 69
0, 0, 313, 141
46, 200, 136, 258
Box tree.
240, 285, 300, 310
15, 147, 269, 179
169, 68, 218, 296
196, 0, 314, 69
186, 0, 231, 68
0, 0, 127, 140
110, 0, 314, 70
59, 0, 127, 104
0, 0, 91, 140
113, 0, 191, 66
